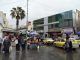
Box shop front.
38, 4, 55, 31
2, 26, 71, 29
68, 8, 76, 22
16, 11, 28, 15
48, 28, 62, 39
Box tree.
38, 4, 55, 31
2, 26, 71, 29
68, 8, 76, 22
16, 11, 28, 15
10, 7, 25, 30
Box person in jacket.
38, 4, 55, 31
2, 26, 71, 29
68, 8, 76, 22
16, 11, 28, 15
65, 34, 73, 52
65, 34, 70, 52
68, 39, 72, 51
18, 33, 25, 51
3, 36, 11, 53
0, 37, 3, 51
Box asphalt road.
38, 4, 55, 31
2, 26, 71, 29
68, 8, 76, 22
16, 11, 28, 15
0, 46, 80, 60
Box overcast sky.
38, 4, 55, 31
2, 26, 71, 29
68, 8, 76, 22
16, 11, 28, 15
0, 0, 80, 28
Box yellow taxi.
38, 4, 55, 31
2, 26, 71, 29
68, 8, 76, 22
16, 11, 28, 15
43, 38, 54, 44
73, 39, 80, 47
69, 35, 80, 47
53, 38, 79, 49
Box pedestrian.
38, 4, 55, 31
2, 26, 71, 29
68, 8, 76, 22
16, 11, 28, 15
3, 36, 11, 53
15, 38, 20, 51
68, 39, 72, 52
21, 37, 26, 50
65, 34, 73, 52
65, 40, 69, 52
65, 34, 70, 52
0, 37, 3, 51
18, 33, 26, 51
27, 40, 31, 49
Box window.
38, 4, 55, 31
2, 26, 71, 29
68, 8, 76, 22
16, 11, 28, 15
55, 23, 59, 28
48, 24, 55, 29
48, 15, 55, 23
61, 19, 73, 28
33, 26, 44, 31
33, 18, 44, 27
62, 10, 73, 19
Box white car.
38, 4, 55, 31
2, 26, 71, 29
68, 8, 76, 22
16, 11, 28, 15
69, 35, 80, 48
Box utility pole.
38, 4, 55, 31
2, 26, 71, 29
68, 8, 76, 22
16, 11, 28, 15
26, 0, 29, 30
26, 0, 29, 37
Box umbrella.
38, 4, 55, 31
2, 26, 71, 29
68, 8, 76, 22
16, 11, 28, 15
64, 32, 72, 35
29, 31, 38, 35
76, 32, 80, 35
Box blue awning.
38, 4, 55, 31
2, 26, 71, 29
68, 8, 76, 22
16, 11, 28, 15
29, 31, 38, 35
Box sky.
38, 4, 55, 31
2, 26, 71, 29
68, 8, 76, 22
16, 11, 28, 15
0, 0, 80, 28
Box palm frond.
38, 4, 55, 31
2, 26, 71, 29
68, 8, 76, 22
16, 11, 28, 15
12, 8, 16, 11
20, 10, 25, 19
10, 10, 15, 18
10, 7, 25, 20
17, 7, 22, 12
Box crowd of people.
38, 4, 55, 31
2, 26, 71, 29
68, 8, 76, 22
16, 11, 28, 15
0, 33, 26, 54
0, 32, 74, 53
27, 36, 43, 49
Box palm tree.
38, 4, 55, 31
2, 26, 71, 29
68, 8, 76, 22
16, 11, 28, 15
10, 7, 25, 30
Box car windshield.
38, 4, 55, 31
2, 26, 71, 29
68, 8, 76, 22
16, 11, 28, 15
45, 38, 53, 40
70, 35, 79, 40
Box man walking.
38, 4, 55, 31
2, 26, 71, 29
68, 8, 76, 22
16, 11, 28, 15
3, 36, 11, 53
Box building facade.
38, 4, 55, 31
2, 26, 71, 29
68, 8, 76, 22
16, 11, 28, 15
33, 18, 44, 32
0, 11, 9, 37
33, 10, 80, 38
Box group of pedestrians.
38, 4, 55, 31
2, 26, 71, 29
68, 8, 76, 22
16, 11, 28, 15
27, 36, 42, 49
0, 33, 26, 54
16, 34, 26, 51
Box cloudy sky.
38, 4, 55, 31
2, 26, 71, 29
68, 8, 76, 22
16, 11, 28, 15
0, 0, 80, 28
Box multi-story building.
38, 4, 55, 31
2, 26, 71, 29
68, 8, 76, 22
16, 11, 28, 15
33, 10, 80, 38
33, 18, 44, 32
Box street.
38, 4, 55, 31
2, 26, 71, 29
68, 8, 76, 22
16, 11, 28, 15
0, 46, 80, 60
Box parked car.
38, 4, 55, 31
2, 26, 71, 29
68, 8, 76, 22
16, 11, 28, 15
53, 38, 79, 49
43, 38, 54, 45
69, 35, 80, 47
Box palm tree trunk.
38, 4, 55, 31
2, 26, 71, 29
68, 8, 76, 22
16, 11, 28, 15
16, 19, 19, 30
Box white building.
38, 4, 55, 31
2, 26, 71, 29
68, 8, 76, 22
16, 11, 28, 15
0, 11, 9, 38
33, 10, 80, 38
